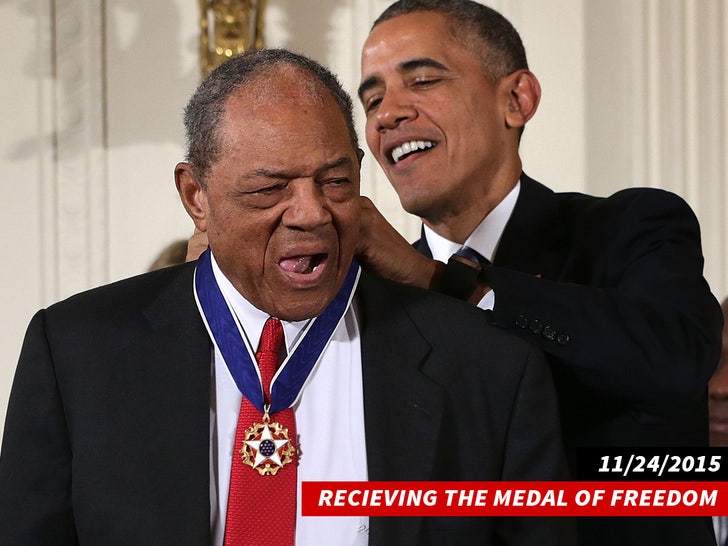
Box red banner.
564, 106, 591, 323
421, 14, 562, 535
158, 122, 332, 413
301, 481, 728, 516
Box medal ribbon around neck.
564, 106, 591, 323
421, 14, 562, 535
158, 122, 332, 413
194, 247, 360, 414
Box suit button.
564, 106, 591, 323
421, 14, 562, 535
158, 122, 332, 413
515, 315, 529, 329
557, 333, 571, 345
529, 320, 543, 334
542, 326, 557, 341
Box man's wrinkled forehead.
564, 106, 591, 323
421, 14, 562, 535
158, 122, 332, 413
360, 14, 465, 103
360, 10, 492, 90
240, 65, 329, 108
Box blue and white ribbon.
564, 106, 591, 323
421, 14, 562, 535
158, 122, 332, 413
194, 248, 360, 413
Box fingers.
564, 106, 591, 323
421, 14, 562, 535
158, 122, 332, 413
186, 227, 209, 262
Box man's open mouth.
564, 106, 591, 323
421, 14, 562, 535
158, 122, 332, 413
279, 254, 327, 275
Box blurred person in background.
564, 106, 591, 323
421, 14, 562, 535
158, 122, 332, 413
148, 239, 188, 271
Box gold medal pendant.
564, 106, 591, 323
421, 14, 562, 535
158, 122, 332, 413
240, 411, 295, 476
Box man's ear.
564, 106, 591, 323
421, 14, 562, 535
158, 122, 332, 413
175, 162, 209, 232
356, 147, 365, 165
504, 69, 541, 128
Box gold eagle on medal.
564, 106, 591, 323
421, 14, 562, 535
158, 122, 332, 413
240, 417, 296, 476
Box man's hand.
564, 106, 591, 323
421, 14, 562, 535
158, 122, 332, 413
357, 197, 443, 289
186, 227, 208, 262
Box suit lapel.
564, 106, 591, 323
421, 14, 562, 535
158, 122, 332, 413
493, 174, 569, 279
357, 274, 444, 545
140, 263, 212, 544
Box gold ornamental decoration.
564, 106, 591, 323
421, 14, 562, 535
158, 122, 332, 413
240, 415, 296, 476
198, 0, 267, 78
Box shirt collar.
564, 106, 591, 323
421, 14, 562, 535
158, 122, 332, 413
424, 180, 520, 263
210, 252, 308, 354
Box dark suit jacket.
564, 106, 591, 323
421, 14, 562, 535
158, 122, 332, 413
416, 174, 723, 545
0, 262, 573, 545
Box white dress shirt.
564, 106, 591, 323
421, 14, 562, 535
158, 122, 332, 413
203, 255, 369, 546
424, 181, 521, 310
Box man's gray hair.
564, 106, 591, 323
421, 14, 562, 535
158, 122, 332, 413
183, 48, 359, 184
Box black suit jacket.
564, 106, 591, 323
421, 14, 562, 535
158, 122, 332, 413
416, 174, 723, 545
0, 261, 573, 545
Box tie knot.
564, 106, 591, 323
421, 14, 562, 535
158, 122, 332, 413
258, 317, 284, 356
455, 246, 490, 267
257, 317, 284, 398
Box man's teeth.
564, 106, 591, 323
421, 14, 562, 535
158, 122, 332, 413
295, 257, 314, 274
391, 140, 434, 163
280, 256, 321, 274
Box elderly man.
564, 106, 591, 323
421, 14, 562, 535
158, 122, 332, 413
355, 1, 722, 545
0, 49, 571, 545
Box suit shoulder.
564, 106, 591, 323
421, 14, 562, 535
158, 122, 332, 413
44, 262, 195, 322
550, 187, 699, 243
523, 174, 691, 212
558, 186, 694, 217
607, 186, 693, 212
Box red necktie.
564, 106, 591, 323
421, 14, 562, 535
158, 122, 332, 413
224, 317, 297, 546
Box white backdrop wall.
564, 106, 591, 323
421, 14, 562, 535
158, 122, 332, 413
1, 0, 726, 439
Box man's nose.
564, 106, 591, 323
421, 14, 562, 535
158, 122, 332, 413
283, 181, 332, 229
375, 89, 417, 131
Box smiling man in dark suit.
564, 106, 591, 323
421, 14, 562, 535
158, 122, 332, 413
355, 1, 723, 545
0, 49, 571, 545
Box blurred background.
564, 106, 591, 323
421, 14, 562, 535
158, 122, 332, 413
1, 0, 726, 439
